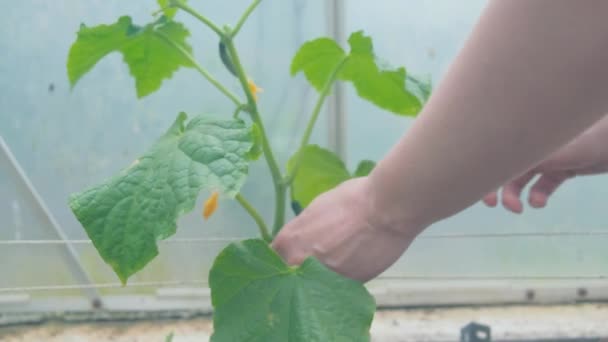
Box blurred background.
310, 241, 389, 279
1, 0, 607, 341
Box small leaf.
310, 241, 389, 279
287, 145, 351, 208
340, 31, 422, 116
353, 160, 376, 177
67, 16, 193, 98
288, 147, 377, 209
157, 0, 187, 19
165, 332, 175, 342
290, 38, 346, 91
210, 239, 375, 342
69, 113, 255, 283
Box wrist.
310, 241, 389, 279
361, 173, 430, 238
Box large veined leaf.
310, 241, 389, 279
210, 239, 376, 342
69, 112, 255, 283
287, 145, 376, 210
291, 31, 428, 116
67, 15, 193, 98
287, 145, 351, 208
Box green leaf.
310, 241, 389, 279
210, 239, 375, 342
407, 73, 433, 103
287, 145, 351, 208
287, 146, 377, 209
290, 38, 346, 91
69, 113, 255, 283
157, 0, 187, 19
291, 31, 426, 116
165, 332, 174, 342
340, 31, 422, 115
353, 160, 376, 177
67, 16, 193, 98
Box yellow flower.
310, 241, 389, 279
248, 78, 263, 102
203, 191, 219, 220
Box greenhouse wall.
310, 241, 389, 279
1, 0, 607, 341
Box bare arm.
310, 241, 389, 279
371, 0, 608, 232
274, 0, 608, 282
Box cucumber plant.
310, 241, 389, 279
67, 0, 430, 340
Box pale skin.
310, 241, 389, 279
272, 0, 608, 282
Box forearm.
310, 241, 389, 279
544, 114, 608, 168
370, 0, 608, 232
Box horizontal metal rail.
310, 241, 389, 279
2, 277, 607, 294
2, 230, 608, 245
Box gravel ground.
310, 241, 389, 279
1, 304, 607, 341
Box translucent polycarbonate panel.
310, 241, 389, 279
0, 0, 328, 289
345, 0, 608, 278
0, 147, 85, 292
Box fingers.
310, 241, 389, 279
500, 171, 536, 213
271, 220, 307, 266
484, 170, 572, 212
527, 172, 571, 208
483, 191, 498, 207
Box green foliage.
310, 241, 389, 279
341, 32, 421, 115
69, 112, 255, 283
354, 160, 376, 177
164, 332, 174, 342
67, 15, 193, 98
157, 0, 187, 19
292, 31, 427, 116
287, 145, 351, 208
209, 239, 375, 342
407, 74, 433, 103
287, 145, 376, 209
67, 2, 429, 339
290, 38, 346, 91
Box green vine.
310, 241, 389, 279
284, 56, 350, 189
66, 0, 427, 339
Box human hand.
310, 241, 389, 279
483, 117, 608, 213
272, 177, 421, 282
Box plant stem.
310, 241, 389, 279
233, 104, 246, 118
224, 39, 286, 236
236, 194, 271, 242
173, 1, 225, 38
285, 57, 349, 185
156, 32, 243, 107
231, 0, 263, 38
167, 1, 280, 239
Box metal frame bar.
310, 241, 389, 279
2, 229, 608, 246
326, 0, 348, 160
3, 303, 608, 341
0, 135, 102, 309
1, 279, 607, 315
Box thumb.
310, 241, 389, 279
271, 218, 306, 266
